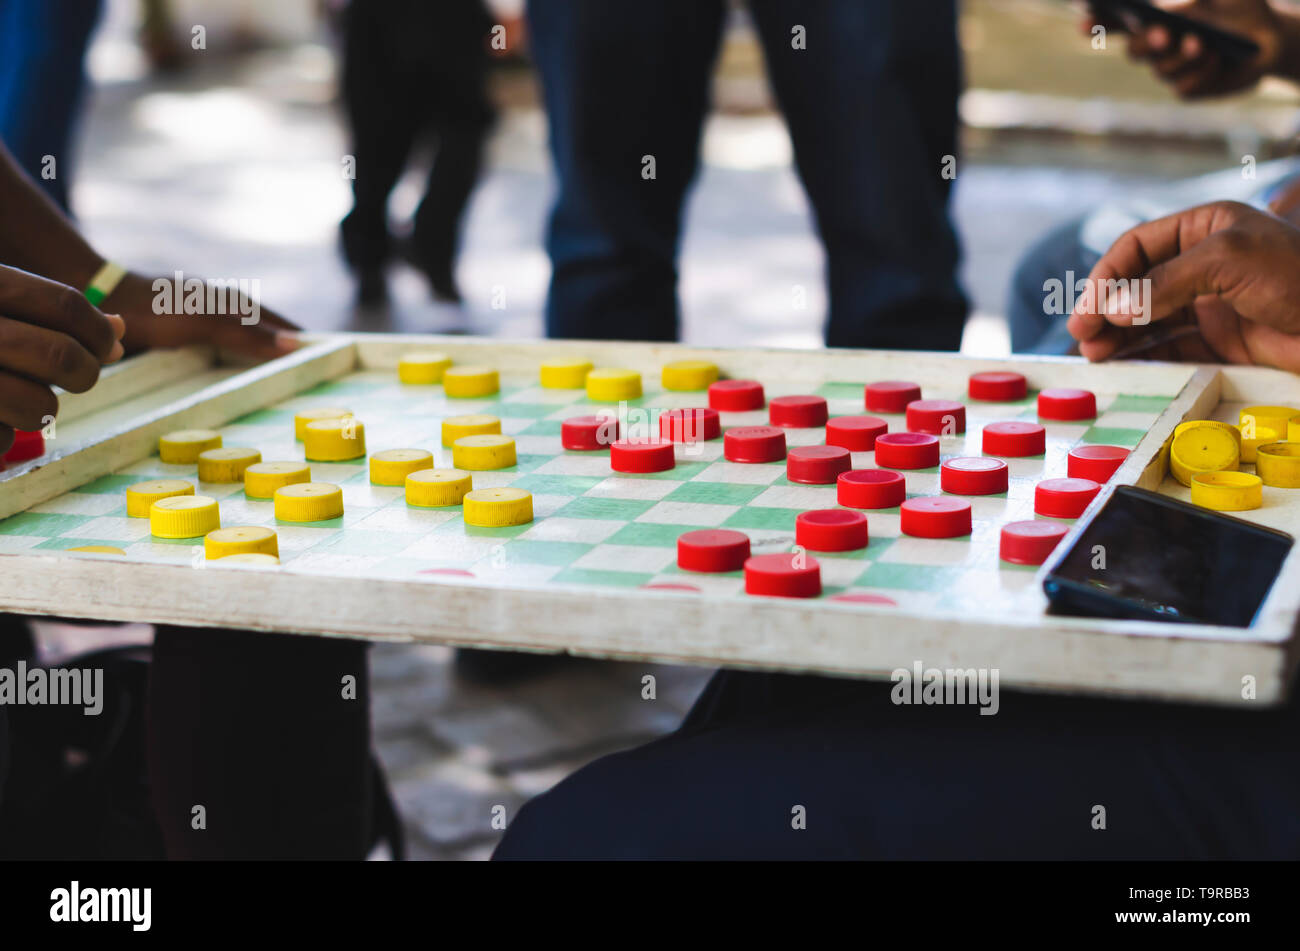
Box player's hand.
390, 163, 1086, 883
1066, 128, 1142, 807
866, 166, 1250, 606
102, 272, 301, 361
1083, 0, 1287, 98
1267, 175, 1300, 226
1067, 201, 1300, 373
0, 264, 125, 454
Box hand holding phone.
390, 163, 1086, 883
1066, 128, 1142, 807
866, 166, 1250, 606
1083, 0, 1286, 99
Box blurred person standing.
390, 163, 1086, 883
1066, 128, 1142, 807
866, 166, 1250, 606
338, 0, 497, 306
0, 0, 104, 213
527, 0, 968, 349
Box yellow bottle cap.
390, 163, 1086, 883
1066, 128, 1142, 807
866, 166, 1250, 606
1190, 471, 1263, 511
244, 461, 311, 499
370, 448, 434, 485
1289, 417, 1300, 443
197, 447, 262, 483
274, 482, 344, 522
1256, 442, 1300, 488
303, 418, 366, 461
443, 365, 499, 398
586, 367, 642, 402
150, 495, 221, 538
441, 414, 501, 447
1175, 419, 1240, 446
1235, 425, 1277, 465
463, 487, 533, 527
1169, 423, 1239, 487
126, 479, 194, 517
406, 468, 473, 507
67, 545, 125, 555
1240, 406, 1300, 439
540, 359, 593, 389
294, 407, 353, 441
398, 351, 453, 384
159, 429, 222, 464
205, 525, 279, 559
661, 360, 719, 391
212, 552, 280, 566
452, 434, 517, 470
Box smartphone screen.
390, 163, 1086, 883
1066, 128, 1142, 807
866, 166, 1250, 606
1043, 486, 1292, 627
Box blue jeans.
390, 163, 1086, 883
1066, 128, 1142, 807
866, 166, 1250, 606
527, 0, 968, 348
0, 0, 103, 212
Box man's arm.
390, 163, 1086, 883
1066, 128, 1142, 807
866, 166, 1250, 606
0, 142, 298, 359
0, 143, 106, 292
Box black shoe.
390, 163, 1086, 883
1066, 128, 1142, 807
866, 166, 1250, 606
427, 266, 462, 305
356, 268, 388, 307
396, 237, 461, 304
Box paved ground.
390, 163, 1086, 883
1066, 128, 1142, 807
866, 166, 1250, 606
28, 5, 1267, 859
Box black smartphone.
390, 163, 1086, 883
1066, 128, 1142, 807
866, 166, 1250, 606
1085, 0, 1261, 65
1043, 485, 1293, 627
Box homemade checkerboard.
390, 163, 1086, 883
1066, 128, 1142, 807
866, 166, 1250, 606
1, 335, 1298, 705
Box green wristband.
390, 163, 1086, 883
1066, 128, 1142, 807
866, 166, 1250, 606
84, 261, 126, 307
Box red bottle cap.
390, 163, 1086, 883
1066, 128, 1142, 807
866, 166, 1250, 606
677, 529, 751, 573
786, 445, 852, 484
708, 379, 765, 412
2, 429, 45, 464
865, 380, 921, 413
769, 395, 828, 428
825, 415, 888, 451
968, 371, 1027, 402
830, 592, 898, 606
641, 582, 701, 592
999, 520, 1069, 565
659, 407, 721, 443
610, 439, 676, 473
795, 508, 869, 552
837, 469, 906, 509
1034, 477, 1100, 518
724, 426, 787, 463
744, 552, 822, 598
562, 415, 619, 451
900, 497, 972, 538
1068, 445, 1129, 482
905, 399, 966, 435
982, 421, 1046, 457
873, 432, 940, 469
940, 457, 1009, 496
1038, 388, 1096, 421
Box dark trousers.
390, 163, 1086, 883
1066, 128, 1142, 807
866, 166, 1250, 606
0, 617, 373, 860
494, 669, 1300, 860
147, 626, 373, 859
527, 0, 968, 348
0, 0, 103, 212
339, 0, 495, 272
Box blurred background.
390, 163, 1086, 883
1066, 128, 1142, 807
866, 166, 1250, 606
56, 0, 1300, 355
17, 0, 1300, 859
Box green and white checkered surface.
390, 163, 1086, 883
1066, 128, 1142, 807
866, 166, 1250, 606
0, 370, 1173, 614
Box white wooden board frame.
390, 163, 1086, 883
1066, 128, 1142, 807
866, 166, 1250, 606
1, 333, 1297, 707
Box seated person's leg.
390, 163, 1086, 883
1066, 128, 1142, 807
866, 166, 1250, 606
147, 626, 374, 859
1007, 217, 1094, 354
496, 670, 1300, 860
